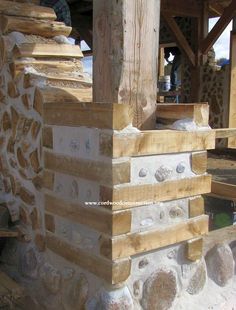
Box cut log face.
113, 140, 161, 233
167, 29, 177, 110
0, 16, 72, 38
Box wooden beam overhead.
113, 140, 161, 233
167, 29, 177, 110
161, 12, 196, 66
209, 3, 225, 16
201, 0, 236, 54
161, 0, 200, 17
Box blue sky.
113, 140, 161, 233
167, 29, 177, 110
209, 18, 232, 59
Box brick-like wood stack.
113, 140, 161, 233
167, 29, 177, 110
0, 1, 235, 309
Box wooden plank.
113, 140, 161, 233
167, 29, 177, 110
161, 0, 200, 17
93, 0, 160, 129
0, 0, 56, 20
100, 130, 216, 158
100, 175, 212, 211
44, 151, 130, 186
13, 43, 83, 59
186, 237, 203, 261
46, 231, 131, 285
189, 196, 204, 218
0, 229, 18, 237
228, 32, 236, 148
211, 180, 236, 199
45, 194, 131, 235
0, 16, 72, 38
44, 102, 132, 130
100, 215, 209, 259
42, 126, 53, 149
201, 1, 236, 54
43, 169, 54, 190
161, 11, 196, 66
9, 59, 83, 78
0, 271, 24, 298
191, 151, 207, 174
45, 213, 55, 233
214, 128, 236, 139
156, 103, 209, 127
36, 86, 92, 105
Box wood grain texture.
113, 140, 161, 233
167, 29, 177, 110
189, 196, 205, 218
215, 128, 236, 139
13, 43, 83, 59
156, 103, 209, 127
186, 237, 203, 261
0, 16, 72, 37
211, 180, 236, 200
191, 151, 207, 175
45, 194, 131, 235
46, 231, 131, 284
93, 0, 160, 129
100, 215, 209, 259
100, 175, 212, 210
44, 102, 132, 130
44, 151, 130, 186
228, 32, 236, 148
100, 130, 216, 158
0, 0, 56, 20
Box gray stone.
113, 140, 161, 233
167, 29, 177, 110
20, 245, 38, 279
139, 168, 148, 178
40, 263, 61, 294
98, 286, 134, 310
133, 280, 143, 299
64, 273, 89, 310
138, 258, 149, 269
141, 269, 177, 310
187, 260, 207, 295
205, 244, 234, 287
176, 162, 186, 174
169, 206, 184, 219
155, 165, 173, 182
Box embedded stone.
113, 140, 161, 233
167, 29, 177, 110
31, 121, 41, 139
169, 206, 184, 219
20, 187, 35, 206
133, 280, 143, 298
65, 273, 89, 310
205, 244, 234, 287
21, 94, 30, 109
2, 112, 11, 131
139, 168, 148, 178
7, 137, 15, 153
30, 149, 41, 173
187, 260, 207, 295
30, 207, 40, 230
138, 258, 149, 269
176, 162, 186, 174
99, 286, 134, 310
11, 107, 19, 138
19, 205, 31, 225
40, 263, 61, 294
142, 269, 177, 310
8, 81, 19, 98
155, 165, 172, 182
17, 148, 28, 168
20, 245, 38, 278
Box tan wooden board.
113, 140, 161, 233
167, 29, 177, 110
45, 193, 131, 235
13, 43, 83, 59
156, 103, 209, 127
191, 151, 207, 175
0, 0, 56, 20
100, 215, 209, 260
42, 126, 53, 149
44, 102, 132, 130
100, 175, 212, 210
186, 237, 203, 261
189, 196, 205, 218
44, 151, 130, 186
100, 130, 216, 158
211, 180, 236, 200
0, 16, 72, 38
0, 229, 18, 237
46, 231, 131, 285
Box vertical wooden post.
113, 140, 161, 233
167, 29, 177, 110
190, 2, 208, 102
228, 18, 236, 148
93, 0, 160, 129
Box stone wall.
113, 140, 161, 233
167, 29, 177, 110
0, 2, 235, 310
